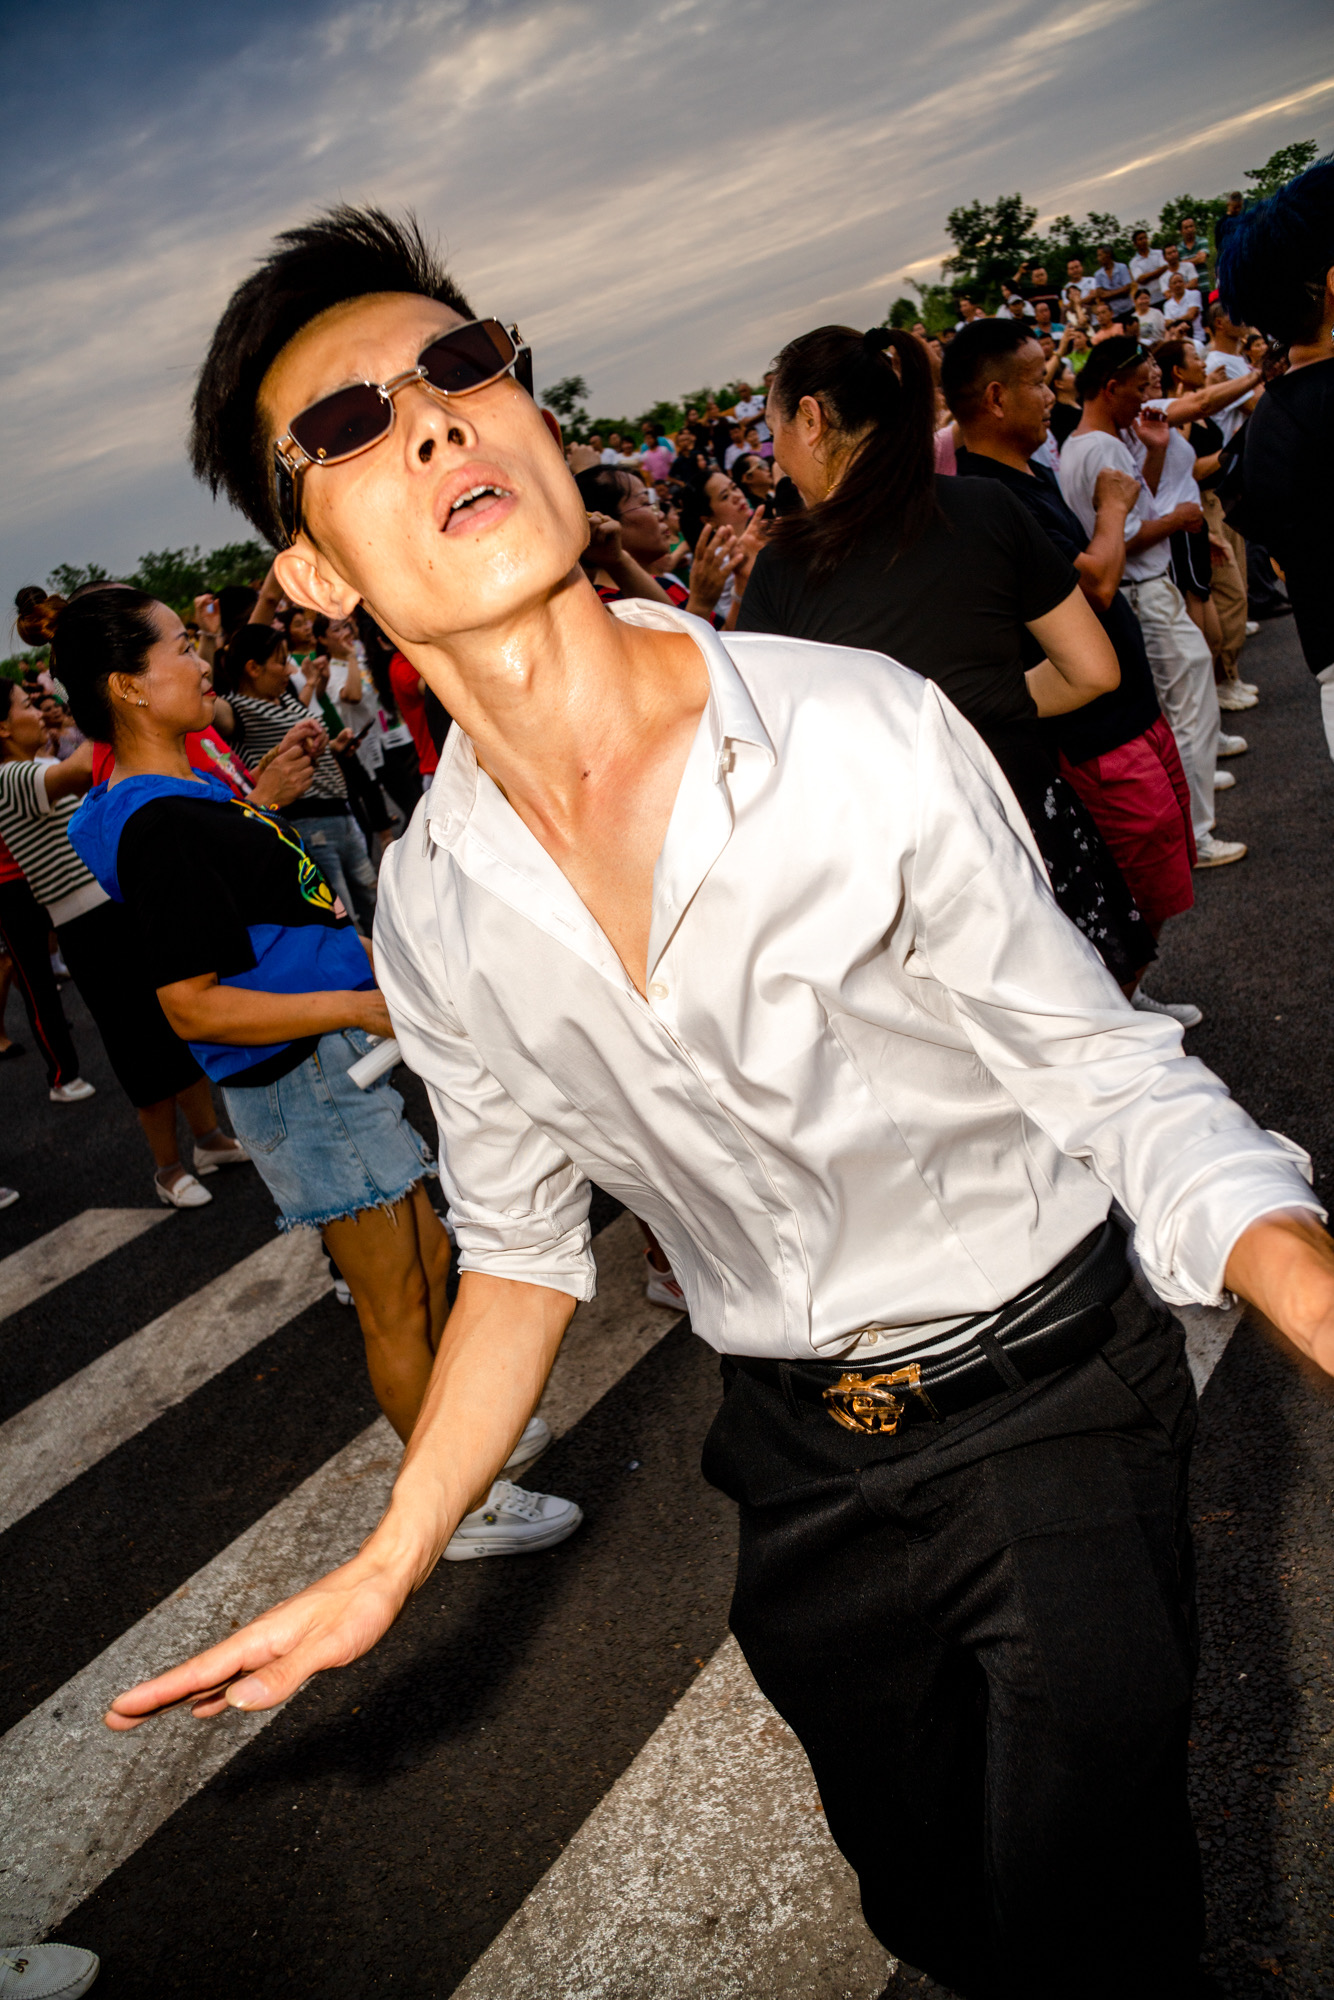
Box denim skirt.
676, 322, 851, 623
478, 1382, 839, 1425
221, 1029, 436, 1231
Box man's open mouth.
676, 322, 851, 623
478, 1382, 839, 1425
436, 466, 517, 535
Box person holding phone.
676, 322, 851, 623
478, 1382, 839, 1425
61, 585, 576, 1550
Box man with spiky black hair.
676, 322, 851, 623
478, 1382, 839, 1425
109, 205, 1334, 2000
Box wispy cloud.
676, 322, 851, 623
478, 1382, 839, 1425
1, 0, 1331, 616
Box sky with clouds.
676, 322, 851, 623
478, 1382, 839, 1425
3, 0, 1332, 628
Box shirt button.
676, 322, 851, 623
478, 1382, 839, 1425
648, 981, 669, 1002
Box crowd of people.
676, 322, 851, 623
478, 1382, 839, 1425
6, 158, 1334, 2000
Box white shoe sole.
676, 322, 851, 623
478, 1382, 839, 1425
443, 1505, 583, 1561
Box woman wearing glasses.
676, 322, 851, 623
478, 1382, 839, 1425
61, 587, 578, 1551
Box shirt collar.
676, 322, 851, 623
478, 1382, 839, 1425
422, 598, 775, 856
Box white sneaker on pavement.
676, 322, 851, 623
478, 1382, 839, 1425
49, 953, 70, 981
1194, 833, 1247, 868
48, 1079, 95, 1104
502, 1415, 552, 1476
1237, 680, 1259, 694
154, 1168, 212, 1209
443, 1479, 582, 1561
1132, 992, 1203, 1028
193, 1136, 250, 1174
0, 1944, 100, 1998
1216, 733, 1248, 757
0, 1188, 18, 1211
333, 1277, 353, 1306
1216, 684, 1257, 711
645, 1254, 686, 1311
1213, 769, 1235, 790
1245, 620, 1259, 636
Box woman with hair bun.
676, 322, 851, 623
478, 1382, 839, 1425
737, 322, 1156, 989
2, 587, 249, 1200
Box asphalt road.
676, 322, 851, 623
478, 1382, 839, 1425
2, 609, 1333, 1999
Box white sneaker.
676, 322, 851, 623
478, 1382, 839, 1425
502, 1415, 552, 1475
1216, 732, 1248, 757
443, 1479, 582, 1561
49, 954, 70, 981
1194, 833, 1247, 868
0, 1944, 100, 1998
1213, 769, 1235, 790
333, 1277, 353, 1306
193, 1136, 250, 1174
0, 1189, 18, 1211
49, 1079, 95, 1104
1237, 680, 1259, 694
1216, 684, 1257, 711
154, 1168, 212, 1209
1132, 992, 1203, 1028
645, 1254, 686, 1311
1245, 620, 1259, 636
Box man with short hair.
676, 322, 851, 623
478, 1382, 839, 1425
111, 206, 1334, 2000
1163, 269, 1203, 341
944, 317, 1202, 1024
954, 293, 984, 328
1032, 298, 1063, 339
1176, 215, 1210, 286
1091, 243, 1135, 314
1129, 229, 1169, 305
1162, 241, 1200, 292
1066, 254, 1098, 299
1205, 301, 1258, 444
730, 380, 765, 423
1059, 338, 1241, 868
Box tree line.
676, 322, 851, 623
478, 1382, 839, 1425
4, 540, 273, 677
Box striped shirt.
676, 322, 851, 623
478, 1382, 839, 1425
0, 759, 108, 924
229, 689, 348, 804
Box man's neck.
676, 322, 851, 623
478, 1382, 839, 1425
1073, 399, 1121, 440
956, 430, 1036, 476
1210, 329, 1240, 354
386, 572, 708, 827
1288, 314, 1334, 372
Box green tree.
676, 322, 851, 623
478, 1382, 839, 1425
887, 296, 919, 329
909, 282, 958, 335
47, 561, 109, 596
942, 193, 1038, 305
636, 399, 684, 437
200, 540, 272, 592
1244, 139, 1319, 200
1155, 192, 1227, 251
539, 374, 591, 440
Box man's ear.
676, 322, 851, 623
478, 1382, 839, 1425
540, 407, 563, 450
272, 540, 362, 620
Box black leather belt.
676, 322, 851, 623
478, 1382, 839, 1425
733, 1220, 1131, 1437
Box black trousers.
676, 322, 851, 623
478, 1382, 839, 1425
0, 876, 79, 1087
702, 1281, 1202, 2000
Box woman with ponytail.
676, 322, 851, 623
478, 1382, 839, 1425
738, 323, 1156, 987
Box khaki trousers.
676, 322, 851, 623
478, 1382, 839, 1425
1201, 490, 1248, 682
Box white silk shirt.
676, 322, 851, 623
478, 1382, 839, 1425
374, 600, 1319, 1362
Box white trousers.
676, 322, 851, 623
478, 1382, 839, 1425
1122, 574, 1219, 842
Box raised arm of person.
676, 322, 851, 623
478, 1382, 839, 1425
193, 594, 223, 667
1156, 367, 1261, 426
1023, 583, 1121, 715
40, 737, 95, 802
1125, 499, 1203, 555
1074, 467, 1140, 609
248, 557, 286, 628
583, 512, 672, 605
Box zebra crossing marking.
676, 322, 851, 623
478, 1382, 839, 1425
0, 1208, 170, 1323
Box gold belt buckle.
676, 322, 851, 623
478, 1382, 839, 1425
823, 1362, 938, 1435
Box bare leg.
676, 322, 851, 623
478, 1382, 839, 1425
410, 1181, 453, 1352
177, 1075, 247, 1164
324, 1188, 452, 1442
137, 1096, 183, 1174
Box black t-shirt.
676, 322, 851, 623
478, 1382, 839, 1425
117, 789, 373, 1085
1234, 358, 1334, 675
738, 476, 1077, 739
953, 450, 1161, 764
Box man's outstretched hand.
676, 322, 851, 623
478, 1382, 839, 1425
104, 1547, 416, 1729
1225, 1210, 1334, 1379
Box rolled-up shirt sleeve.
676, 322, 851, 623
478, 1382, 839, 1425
909, 684, 1323, 1305
373, 857, 596, 1302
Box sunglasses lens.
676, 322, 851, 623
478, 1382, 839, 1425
290, 384, 392, 463
419, 320, 516, 395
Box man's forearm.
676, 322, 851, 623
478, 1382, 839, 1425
1224, 1211, 1334, 1376
1078, 505, 1132, 606
372, 1272, 577, 1589
1125, 513, 1180, 555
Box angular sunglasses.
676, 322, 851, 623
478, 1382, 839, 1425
272, 317, 533, 544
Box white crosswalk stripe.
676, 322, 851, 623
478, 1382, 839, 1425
0, 1211, 680, 1940
0, 1208, 170, 1322
0, 1230, 331, 1534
